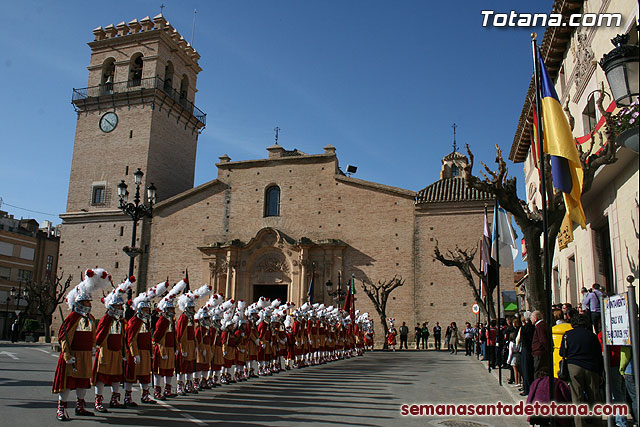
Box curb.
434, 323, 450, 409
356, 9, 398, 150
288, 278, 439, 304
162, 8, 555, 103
472, 354, 526, 403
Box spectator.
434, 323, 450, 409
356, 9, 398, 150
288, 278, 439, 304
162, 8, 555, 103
399, 322, 409, 350
414, 323, 422, 350
620, 346, 637, 424
486, 320, 498, 370
580, 287, 591, 316
463, 322, 474, 356
560, 313, 604, 427
444, 324, 452, 352
10, 319, 19, 343
449, 322, 458, 355
479, 322, 488, 360
506, 329, 520, 387
598, 330, 627, 427
531, 310, 549, 379
519, 311, 535, 396
420, 322, 429, 350
526, 366, 573, 427
553, 308, 575, 379
587, 284, 603, 333
433, 322, 442, 351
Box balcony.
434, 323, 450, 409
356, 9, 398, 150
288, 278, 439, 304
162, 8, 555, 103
72, 76, 206, 127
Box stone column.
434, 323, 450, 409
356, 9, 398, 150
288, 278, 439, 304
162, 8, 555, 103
225, 250, 232, 298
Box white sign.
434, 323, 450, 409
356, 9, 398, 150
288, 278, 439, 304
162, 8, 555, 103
472, 304, 480, 315
604, 293, 631, 346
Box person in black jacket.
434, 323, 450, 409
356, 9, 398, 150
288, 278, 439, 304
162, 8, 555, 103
414, 323, 422, 350
519, 312, 535, 396
399, 322, 409, 350
559, 314, 604, 427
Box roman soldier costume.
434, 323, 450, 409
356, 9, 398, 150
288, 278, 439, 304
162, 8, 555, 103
124, 281, 167, 405
52, 268, 111, 421
152, 280, 186, 400
176, 284, 212, 395
92, 277, 133, 412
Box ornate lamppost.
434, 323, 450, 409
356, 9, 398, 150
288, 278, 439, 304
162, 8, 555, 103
117, 168, 156, 318
325, 272, 347, 305
599, 34, 639, 107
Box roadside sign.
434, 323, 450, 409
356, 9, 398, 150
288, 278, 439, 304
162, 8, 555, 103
472, 303, 480, 315
603, 293, 631, 346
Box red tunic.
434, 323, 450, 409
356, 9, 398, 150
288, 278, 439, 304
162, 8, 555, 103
256, 322, 270, 361
175, 313, 196, 374
387, 328, 397, 346
152, 316, 176, 377
92, 314, 125, 385
125, 316, 152, 384
52, 312, 96, 393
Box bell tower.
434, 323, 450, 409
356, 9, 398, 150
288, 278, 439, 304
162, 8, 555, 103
59, 15, 206, 286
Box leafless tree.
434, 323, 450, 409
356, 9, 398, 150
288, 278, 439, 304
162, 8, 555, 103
360, 275, 405, 348
24, 273, 73, 343
433, 240, 496, 320
462, 88, 621, 314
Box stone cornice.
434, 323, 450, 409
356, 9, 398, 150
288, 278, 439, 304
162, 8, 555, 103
152, 179, 226, 211
216, 153, 336, 169
334, 175, 416, 199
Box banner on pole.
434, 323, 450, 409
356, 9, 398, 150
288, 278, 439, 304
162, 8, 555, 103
603, 293, 631, 346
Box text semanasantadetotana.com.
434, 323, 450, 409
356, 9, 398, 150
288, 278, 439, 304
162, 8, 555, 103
400, 402, 628, 417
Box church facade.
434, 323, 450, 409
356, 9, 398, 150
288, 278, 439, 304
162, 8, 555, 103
57, 15, 495, 338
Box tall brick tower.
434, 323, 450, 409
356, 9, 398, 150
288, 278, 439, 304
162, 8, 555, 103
59, 15, 205, 289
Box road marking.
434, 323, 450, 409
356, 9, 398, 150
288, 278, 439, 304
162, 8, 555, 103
156, 400, 208, 426
0, 351, 19, 360
36, 349, 51, 354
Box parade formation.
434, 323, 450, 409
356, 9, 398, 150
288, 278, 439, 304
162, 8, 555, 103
52, 268, 372, 422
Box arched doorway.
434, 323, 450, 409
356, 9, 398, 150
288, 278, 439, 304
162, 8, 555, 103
250, 251, 291, 302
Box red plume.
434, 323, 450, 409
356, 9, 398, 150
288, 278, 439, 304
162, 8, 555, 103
100, 297, 105, 303
86, 269, 95, 277
100, 271, 108, 279
129, 276, 136, 282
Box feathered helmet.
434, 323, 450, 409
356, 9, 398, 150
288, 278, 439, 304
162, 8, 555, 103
195, 305, 211, 323
133, 280, 168, 319
387, 318, 396, 328
103, 276, 134, 319
158, 280, 187, 313
66, 268, 112, 315
178, 283, 213, 314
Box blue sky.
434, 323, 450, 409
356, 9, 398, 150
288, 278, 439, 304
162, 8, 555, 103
0, 1, 559, 271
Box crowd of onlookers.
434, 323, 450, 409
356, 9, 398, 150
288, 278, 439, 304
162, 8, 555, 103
470, 283, 637, 427
389, 283, 637, 426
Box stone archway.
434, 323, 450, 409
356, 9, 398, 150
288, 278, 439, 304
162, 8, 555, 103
249, 250, 292, 302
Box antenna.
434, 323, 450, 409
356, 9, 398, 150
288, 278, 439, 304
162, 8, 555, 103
191, 9, 197, 46
452, 123, 458, 153
274, 126, 280, 145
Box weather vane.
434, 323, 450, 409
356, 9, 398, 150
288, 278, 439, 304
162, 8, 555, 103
160, 4, 165, 16
274, 126, 280, 145
452, 123, 458, 153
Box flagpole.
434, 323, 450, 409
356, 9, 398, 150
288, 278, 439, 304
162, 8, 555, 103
485, 204, 491, 372
531, 33, 555, 409
495, 200, 502, 387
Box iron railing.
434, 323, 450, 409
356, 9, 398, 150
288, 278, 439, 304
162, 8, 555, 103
72, 76, 206, 126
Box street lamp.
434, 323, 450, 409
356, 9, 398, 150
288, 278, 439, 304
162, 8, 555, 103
3, 296, 10, 340
599, 34, 639, 107
117, 168, 156, 318
325, 272, 347, 304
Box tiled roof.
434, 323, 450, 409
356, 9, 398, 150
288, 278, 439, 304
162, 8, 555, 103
442, 151, 467, 162
415, 177, 493, 204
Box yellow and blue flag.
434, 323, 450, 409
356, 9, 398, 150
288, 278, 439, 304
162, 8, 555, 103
538, 51, 586, 228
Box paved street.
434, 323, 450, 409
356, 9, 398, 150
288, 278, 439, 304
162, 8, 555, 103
0, 342, 527, 427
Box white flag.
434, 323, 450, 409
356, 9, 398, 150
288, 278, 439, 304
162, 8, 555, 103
491, 203, 518, 264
